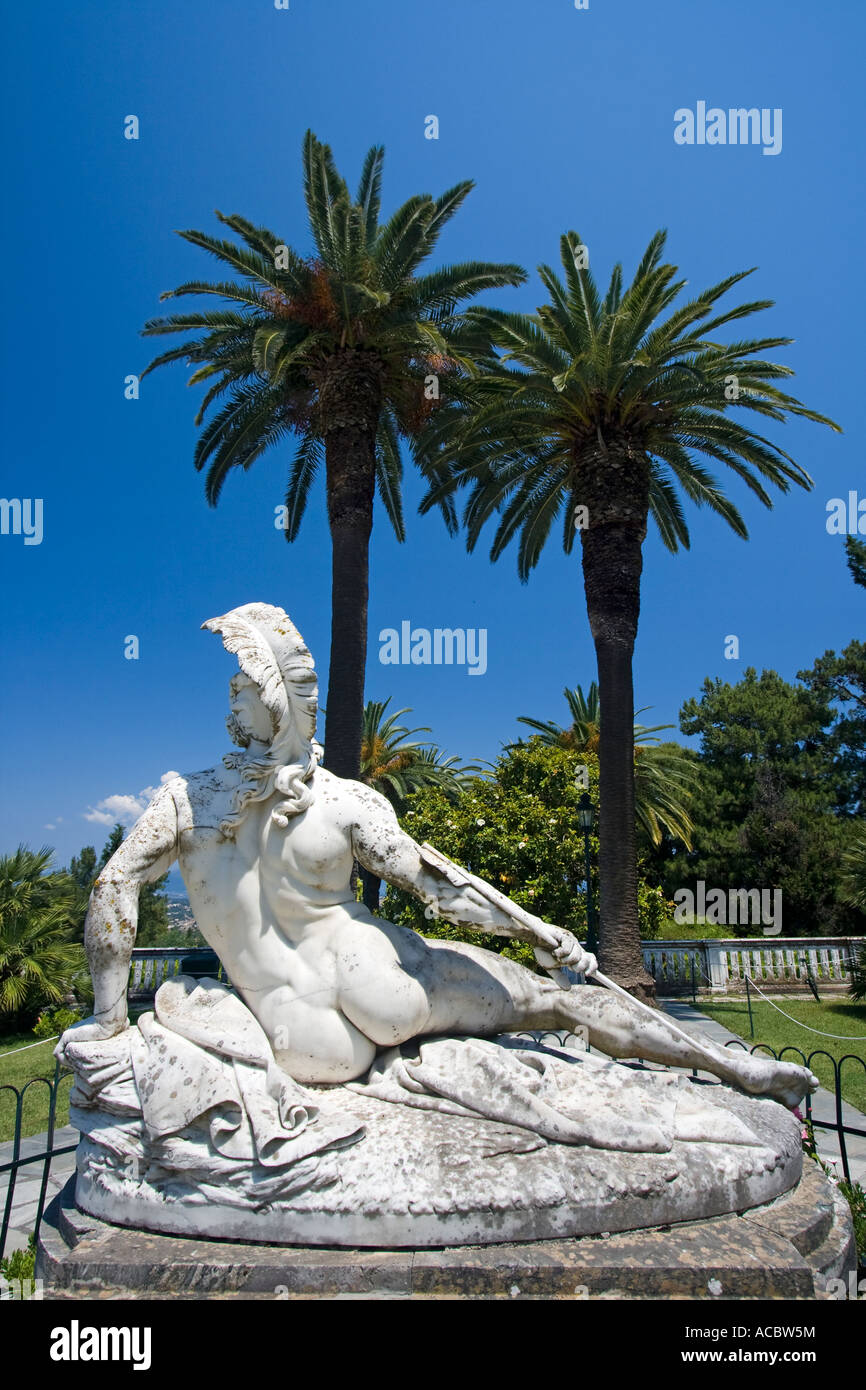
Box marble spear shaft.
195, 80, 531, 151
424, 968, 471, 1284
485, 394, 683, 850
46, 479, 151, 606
419, 841, 701, 1048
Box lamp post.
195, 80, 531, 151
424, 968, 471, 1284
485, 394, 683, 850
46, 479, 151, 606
577, 792, 598, 958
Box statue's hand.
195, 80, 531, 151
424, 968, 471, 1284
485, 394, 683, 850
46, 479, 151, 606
57, 1015, 130, 1050
533, 928, 597, 978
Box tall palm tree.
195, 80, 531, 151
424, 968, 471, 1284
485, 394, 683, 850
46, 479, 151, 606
516, 683, 697, 847
0, 847, 83, 1024
418, 229, 840, 998
359, 698, 478, 909
141, 131, 525, 779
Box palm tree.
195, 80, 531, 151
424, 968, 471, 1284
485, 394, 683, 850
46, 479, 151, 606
840, 828, 866, 911
517, 681, 604, 752
141, 131, 525, 779
840, 832, 866, 1001
516, 683, 697, 847
0, 847, 83, 1025
418, 229, 840, 998
359, 698, 478, 910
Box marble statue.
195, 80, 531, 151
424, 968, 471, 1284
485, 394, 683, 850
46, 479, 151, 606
56, 602, 818, 1247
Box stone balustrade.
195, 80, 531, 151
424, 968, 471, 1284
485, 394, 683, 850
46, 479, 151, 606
128, 947, 227, 1000
642, 937, 863, 995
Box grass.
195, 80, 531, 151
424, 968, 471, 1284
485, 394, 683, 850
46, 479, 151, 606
696, 995, 866, 1114
0, 1032, 72, 1145
0, 1007, 151, 1144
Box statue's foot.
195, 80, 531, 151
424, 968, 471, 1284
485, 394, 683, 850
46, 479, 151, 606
735, 1057, 819, 1109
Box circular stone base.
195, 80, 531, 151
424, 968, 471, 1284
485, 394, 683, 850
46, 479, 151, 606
73, 1081, 803, 1249
38, 1162, 855, 1301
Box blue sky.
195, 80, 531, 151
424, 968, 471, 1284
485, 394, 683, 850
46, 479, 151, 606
1, 0, 863, 869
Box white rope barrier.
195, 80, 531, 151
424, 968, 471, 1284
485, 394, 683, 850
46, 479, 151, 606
0, 1035, 59, 1057
745, 976, 866, 1042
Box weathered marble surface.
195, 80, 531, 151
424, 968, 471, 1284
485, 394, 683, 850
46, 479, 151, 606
351, 1035, 765, 1150
74, 1084, 800, 1248
65, 986, 803, 1248
58, 978, 364, 1210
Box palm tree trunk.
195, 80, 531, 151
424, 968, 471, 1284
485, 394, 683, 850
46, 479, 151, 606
581, 500, 656, 1004
324, 502, 372, 779
316, 349, 384, 781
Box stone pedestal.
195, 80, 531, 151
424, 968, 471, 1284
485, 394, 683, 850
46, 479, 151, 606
67, 1079, 808, 1249
38, 1164, 855, 1300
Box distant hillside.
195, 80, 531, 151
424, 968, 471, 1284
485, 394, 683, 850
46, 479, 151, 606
167, 895, 197, 933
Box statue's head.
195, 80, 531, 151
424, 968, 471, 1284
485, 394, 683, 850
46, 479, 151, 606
227, 672, 273, 749
202, 603, 321, 835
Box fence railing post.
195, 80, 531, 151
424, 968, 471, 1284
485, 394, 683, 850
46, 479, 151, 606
705, 942, 727, 990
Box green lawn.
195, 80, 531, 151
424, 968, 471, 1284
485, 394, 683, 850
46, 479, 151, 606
696, 996, 866, 1114
0, 1008, 153, 1144
0, 1034, 72, 1144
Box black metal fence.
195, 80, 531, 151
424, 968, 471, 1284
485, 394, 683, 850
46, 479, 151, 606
724, 1040, 866, 1188
0, 1058, 75, 1266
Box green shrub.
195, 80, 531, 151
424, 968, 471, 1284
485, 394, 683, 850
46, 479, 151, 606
636, 882, 670, 940
800, 1113, 866, 1263
381, 743, 674, 955
0, 1235, 36, 1295
657, 916, 748, 940
32, 1006, 81, 1040
839, 1179, 866, 1263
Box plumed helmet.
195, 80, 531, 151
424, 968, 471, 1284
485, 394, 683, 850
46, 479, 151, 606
202, 602, 318, 750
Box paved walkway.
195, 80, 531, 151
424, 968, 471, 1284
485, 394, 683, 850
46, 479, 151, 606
661, 1000, 866, 1186
0, 1126, 78, 1258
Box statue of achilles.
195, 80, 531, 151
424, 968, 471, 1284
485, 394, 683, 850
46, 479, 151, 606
73, 601, 817, 1110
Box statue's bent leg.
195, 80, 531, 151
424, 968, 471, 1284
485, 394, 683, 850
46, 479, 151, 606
550, 986, 818, 1109
412, 939, 817, 1108
334, 927, 816, 1107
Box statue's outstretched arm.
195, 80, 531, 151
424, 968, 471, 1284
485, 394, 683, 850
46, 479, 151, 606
351, 785, 554, 945
81, 783, 179, 1038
